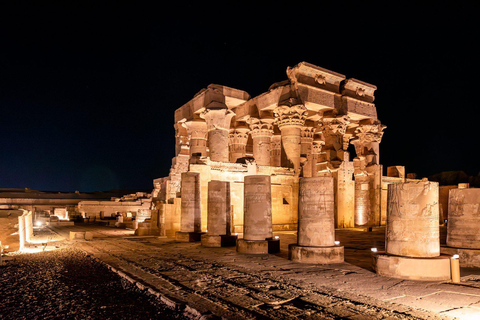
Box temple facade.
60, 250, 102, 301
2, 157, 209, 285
153, 62, 413, 236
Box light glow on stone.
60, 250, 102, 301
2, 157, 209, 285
371, 247, 378, 252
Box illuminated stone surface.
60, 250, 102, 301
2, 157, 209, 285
237, 175, 277, 254
201, 180, 237, 247
447, 188, 480, 249
289, 177, 344, 264
386, 181, 440, 257
154, 62, 394, 235
242, 175, 272, 241
176, 172, 204, 242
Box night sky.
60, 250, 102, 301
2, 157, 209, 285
1, 2, 479, 192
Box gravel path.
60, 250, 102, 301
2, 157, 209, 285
0, 248, 187, 320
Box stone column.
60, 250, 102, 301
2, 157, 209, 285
18, 215, 26, 251
274, 104, 307, 175
229, 127, 249, 163
440, 188, 480, 267
311, 137, 325, 177
182, 119, 208, 158
300, 126, 315, 177
201, 181, 237, 247
289, 177, 344, 263
249, 117, 274, 166
237, 175, 279, 254
201, 108, 235, 162
176, 172, 204, 242
352, 120, 386, 227
447, 188, 480, 249
25, 212, 33, 243
374, 180, 450, 280
270, 134, 282, 167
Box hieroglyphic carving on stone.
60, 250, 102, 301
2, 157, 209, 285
386, 181, 439, 257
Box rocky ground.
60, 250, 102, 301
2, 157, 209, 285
0, 247, 187, 319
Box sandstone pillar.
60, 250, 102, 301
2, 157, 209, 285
354, 174, 371, 226
237, 175, 279, 254
201, 108, 235, 162
201, 181, 237, 247
25, 212, 33, 243
249, 117, 274, 166
311, 137, 325, 177
18, 215, 26, 251
300, 126, 315, 177
274, 104, 307, 175
374, 181, 451, 280
352, 120, 386, 227
176, 172, 204, 241
229, 126, 249, 163
440, 188, 480, 267
447, 188, 480, 249
182, 119, 208, 158
270, 134, 282, 167
289, 177, 344, 263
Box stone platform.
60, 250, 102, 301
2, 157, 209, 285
373, 252, 452, 281
201, 234, 237, 247
237, 238, 280, 254
288, 244, 344, 264
175, 231, 205, 242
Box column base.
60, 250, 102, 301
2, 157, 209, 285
441, 246, 480, 268
373, 252, 451, 281
237, 238, 280, 254
288, 244, 344, 264
135, 227, 160, 236
201, 234, 238, 247
175, 231, 205, 242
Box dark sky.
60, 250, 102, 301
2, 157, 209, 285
1, 2, 479, 192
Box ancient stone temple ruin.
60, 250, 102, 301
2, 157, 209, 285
152, 62, 411, 237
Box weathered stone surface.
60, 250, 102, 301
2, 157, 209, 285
243, 175, 272, 241
447, 188, 480, 249
206, 180, 231, 236
297, 177, 335, 247
236, 239, 268, 254
374, 253, 451, 281
386, 181, 440, 258
289, 244, 344, 264
180, 172, 201, 233
201, 234, 237, 247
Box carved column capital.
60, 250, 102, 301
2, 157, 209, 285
321, 115, 350, 137
312, 138, 325, 154
248, 117, 274, 138
353, 121, 386, 144
229, 127, 250, 143
200, 108, 235, 132
182, 119, 208, 139
274, 104, 307, 129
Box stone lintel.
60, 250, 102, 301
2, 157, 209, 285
287, 62, 346, 94
342, 78, 377, 103
288, 244, 344, 264
341, 96, 377, 121
175, 84, 249, 123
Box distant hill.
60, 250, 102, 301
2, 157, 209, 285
428, 171, 480, 187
